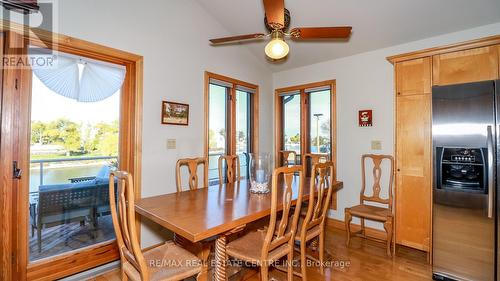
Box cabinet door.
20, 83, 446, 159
396, 94, 431, 251
433, 46, 499, 85
396, 57, 431, 96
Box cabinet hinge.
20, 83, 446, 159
15, 78, 18, 90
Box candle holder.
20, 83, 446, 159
249, 153, 271, 194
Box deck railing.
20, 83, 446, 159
30, 156, 118, 187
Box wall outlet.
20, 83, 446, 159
371, 140, 382, 150
167, 139, 176, 149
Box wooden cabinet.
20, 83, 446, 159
433, 46, 499, 85
395, 94, 431, 251
389, 36, 500, 257
396, 57, 431, 95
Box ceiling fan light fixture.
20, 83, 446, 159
265, 30, 289, 60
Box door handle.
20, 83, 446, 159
487, 126, 493, 219
13, 161, 22, 179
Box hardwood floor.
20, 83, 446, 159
90, 226, 431, 281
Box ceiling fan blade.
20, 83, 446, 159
263, 0, 284, 29
290, 27, 352, 39
209, 33, 266, 45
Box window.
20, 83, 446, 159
275, 80, 337, 207
205, 72, 259, 184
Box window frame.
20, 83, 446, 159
274, 80, 337, 208
204, 71, 259, 182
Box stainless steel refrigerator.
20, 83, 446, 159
432, 80, 499, 281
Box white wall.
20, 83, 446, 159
273, 22, 500, 229
55, 0, 274, 246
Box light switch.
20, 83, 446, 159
167, 139, 176, 150
371, 140, 382, 150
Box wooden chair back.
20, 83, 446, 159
262, 166, 304, 261
218, 155, 241, 184
109, 171, 149, 280
280, 150, 297, 167
360, 154, 395, 211
176, 157, 208, 192
302, 162, 335, 235
302, 153, 329, 176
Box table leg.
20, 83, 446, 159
197, 242, 212, 281
214, 235, 227, 281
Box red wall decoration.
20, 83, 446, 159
359, 110, 373, 127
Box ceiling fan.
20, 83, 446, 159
209, 0, 352, 60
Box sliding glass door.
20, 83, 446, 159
0, 30, 142, 281
205, 72, 258, 184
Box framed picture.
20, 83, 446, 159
358, 109, 373, 127
162, 101, 189, 125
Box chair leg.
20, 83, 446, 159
319, 231, 325, 267
360, 218, 366, 237
345, 210, 352, 247
260, 264, 269, 281
287, 246, 293, 281
37, 225, 42, 253
300, 240, 307, 281
383, 219, 393, 257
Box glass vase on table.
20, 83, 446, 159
249, 153, 271, 194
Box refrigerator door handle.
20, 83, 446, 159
487, 125, 493, 219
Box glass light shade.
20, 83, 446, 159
249, 153, 271, 194
265, 37, 289, 60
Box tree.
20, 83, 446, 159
42, 118, 82, 154
31, 121, 47, 145
289, 133, 300, 144
94, 120, 119, 156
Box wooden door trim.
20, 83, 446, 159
387, 34, 500, 64
203, 71, 260, 161
0, 20, 143, 281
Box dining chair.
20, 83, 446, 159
295, 162, 335, 280
226, 166, 304, 281
344, 154, 395, 257
280, 150, 297, 167
218, 155, 241, 184
175, 157, 208, 192
302, 153, 329, 177
108, 171, 202, 281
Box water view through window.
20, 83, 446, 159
29, 66, 120, 261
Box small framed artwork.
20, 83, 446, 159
162, 101, 189, 126
359, 109, 373, 127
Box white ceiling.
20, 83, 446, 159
195, 0, 500, 72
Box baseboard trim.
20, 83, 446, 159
326, 218, 387, 241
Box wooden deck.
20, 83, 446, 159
29, 215, 115, 261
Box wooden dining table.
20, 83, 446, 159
135, 177, 343, 281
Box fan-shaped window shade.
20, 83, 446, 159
32, 53, 126, 102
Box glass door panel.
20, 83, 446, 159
208, 84, 228, 184
235, 90, 251, 178
308, 90, 331, 155
281, 94, 301, 165
28, 63, 121, 261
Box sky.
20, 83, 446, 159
31, 72, 120, 123
283, 90, 331, 138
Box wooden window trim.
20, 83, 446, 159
0, 21, 143, 281
204, 71, 259, 160
274, 80, 337, 209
